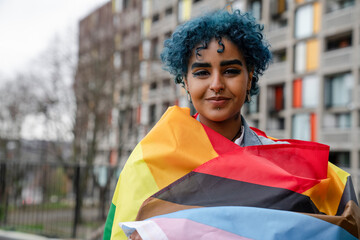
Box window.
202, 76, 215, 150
162, 79, 171, 87
325, 32, 352, 51
252, 119, 259, 129
249, 0, 262, 20
149, 104, 156, 125
128, 109, 133, 131
267, 117, 285, 130
164, 31, 172, 40
142, 40, 150, 60
123, 0, 130, 9
162, 101, 171, 113
247, 94, 259, 114
323, 113, 351, 129
293, 75, 319, 108
152, 13, 160, 23
329, 151, 350, 168
268, 84, 285, 113
151, 37, 159, 59
131, 47, 139, 71
142, 0, 151, 17
294, 39, 319, 73
232, 1, 246, 11
324, 72, 352, 108
150, 81, 157, 90
114, 0, 123, 12
294, 2, 320, 39
165, 7, 173, 15
326, 0, 355, 13
141, 18, 151, 37
292, 113, 317, 141
272, 49, 286, 63
113, 51, 122, 69
270, 0, 287, 18
269, 18, 287, 30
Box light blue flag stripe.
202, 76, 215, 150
151, 206, 356, 240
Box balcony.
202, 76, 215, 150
149, 61, 163, 78
148, 88, 158, 100
266, 129, 286, 140
120, 9, 141, 30
150, 15, 177, 38
162, 86, 176, 101
263, 61, 288, 83
123, 31, 141, 48
265, 27, 288, 49
320, 129, 351, 147
321, 47, 354, 73
323, 7, 355, 34
191, 0, 221, 18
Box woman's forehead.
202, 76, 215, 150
189, 38, 244, 63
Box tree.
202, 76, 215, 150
73, 2, 117, 225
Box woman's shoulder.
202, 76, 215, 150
241, 117, 289, 147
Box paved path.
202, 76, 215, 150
0, 230, 59, 240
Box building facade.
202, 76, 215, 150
74, 1, 118, 166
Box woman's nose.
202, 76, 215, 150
209, 72, 224, 93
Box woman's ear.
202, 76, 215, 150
247, 71, 254, 90
184, 76, 189, 90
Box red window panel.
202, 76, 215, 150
275, 86, 284, 111
110, 150, 118, 166
310, 113, 317, 142
293, 78, 302, 108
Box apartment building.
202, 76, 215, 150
76, 0, 360, 194
112, 0, 143, 165
126, 0, 360, 193
240, 0, 360, 192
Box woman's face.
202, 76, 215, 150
185, 38, 252, 125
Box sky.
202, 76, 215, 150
0, 0, 110, 140
0, 0, 110, 80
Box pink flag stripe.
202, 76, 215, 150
152, 218, 253, 240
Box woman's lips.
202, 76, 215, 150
205, 96, 231, 107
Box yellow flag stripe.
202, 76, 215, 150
110, 143, 159, 240
302, 162, 348, 216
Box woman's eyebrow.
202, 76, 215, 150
220, 59, 243, 66
191, 62, 212, 69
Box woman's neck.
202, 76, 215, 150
198, 113, 242, 141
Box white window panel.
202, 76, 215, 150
294, 41, 306, 73
292, 113, 310, 141
232, 0, 246, 12
142, 40, 151, 60
114, 0, 123, 12
302, 75, 318, 108
295, 4, 313, 39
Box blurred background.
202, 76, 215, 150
0, 0, 359, 239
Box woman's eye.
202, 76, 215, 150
224, 69, 241, 75
192, 70, 209, 77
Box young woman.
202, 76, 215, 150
104, 9, 359, 240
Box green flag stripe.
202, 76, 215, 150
103, 203, 116, 240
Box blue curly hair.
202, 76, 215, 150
160, 9, 272, 97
